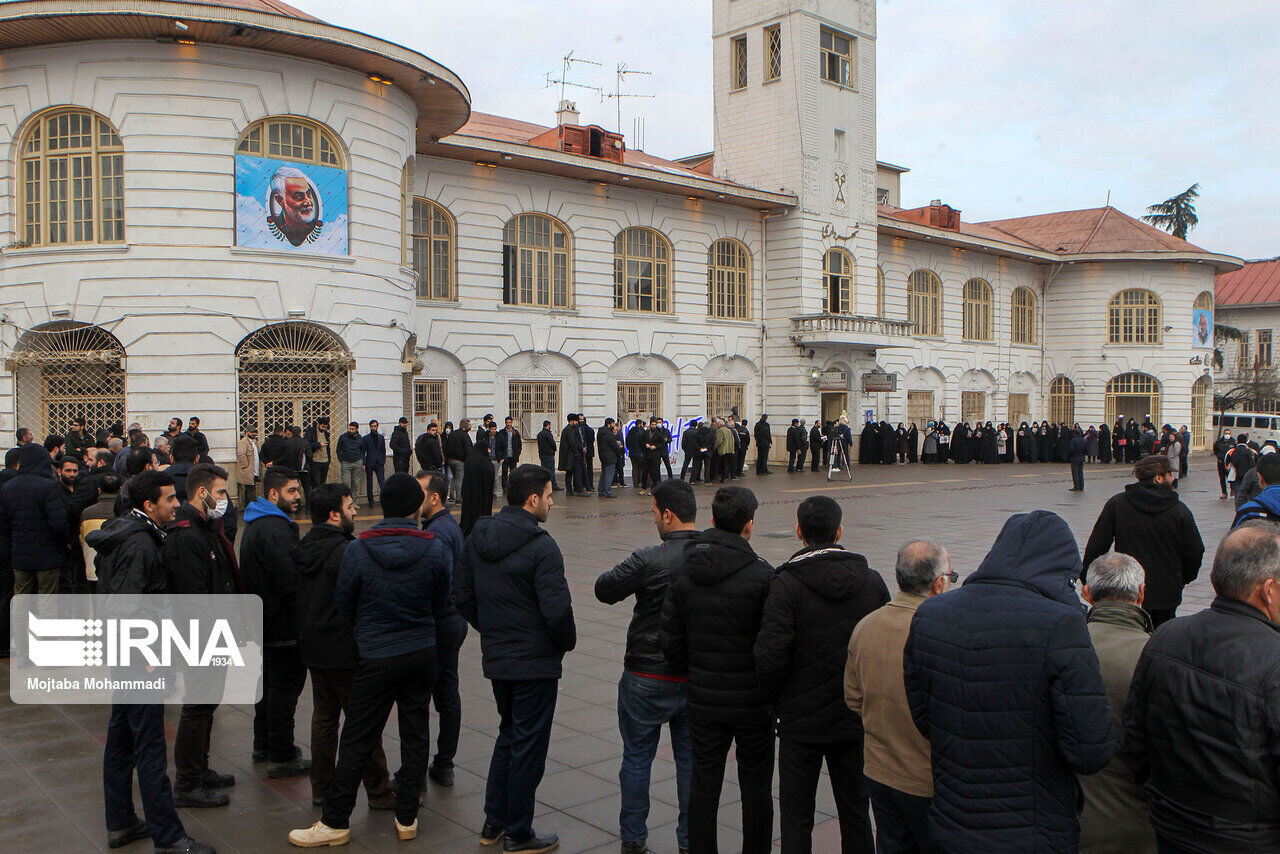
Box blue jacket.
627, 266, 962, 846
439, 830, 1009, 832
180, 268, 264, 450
904, 510, 1115, 853
1232, 484, 1280, 529
360, 431, 387, 468
335, 518, 451, 659
0, 444, 68, 573
335, 431, 362, 463
454, 506, 576, 680
1068, 435, 1087, 464
423, 507, 465, 636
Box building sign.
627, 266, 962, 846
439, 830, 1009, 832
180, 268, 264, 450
862, 370, 897, 392
1192, 308, 1213, 349
818, 370, 849, 391
235, 155, 349, 254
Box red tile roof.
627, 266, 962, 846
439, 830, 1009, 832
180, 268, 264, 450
979, 206, 1205, 254
452, 112, 747, 187
878, 204, 1041, 250
1216, 258, 1280, 306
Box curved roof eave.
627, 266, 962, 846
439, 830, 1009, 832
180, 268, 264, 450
0, 0, 471, 146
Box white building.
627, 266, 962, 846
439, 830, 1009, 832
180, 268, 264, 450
1214, 258, 1280, 412
0, 0, 1241, 464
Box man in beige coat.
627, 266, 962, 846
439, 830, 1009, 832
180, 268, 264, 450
236, 426, 260, 508
845, 539, 954, 854
1080, 551, 1156, 854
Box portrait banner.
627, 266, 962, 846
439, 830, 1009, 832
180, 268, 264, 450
1192, 307, 1213, 349
235, 155, 349, 254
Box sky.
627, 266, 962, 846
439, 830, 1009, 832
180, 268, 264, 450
300, 0, 1279, 260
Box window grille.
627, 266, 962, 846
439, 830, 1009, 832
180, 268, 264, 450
12, 322, 126, 440
765, 26, 782, 81
1049, 377, 1075, 424
707, 383, 745, 420
732, 36, 749, 89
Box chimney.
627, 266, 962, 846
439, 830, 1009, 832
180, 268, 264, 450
556, 100, 580, 126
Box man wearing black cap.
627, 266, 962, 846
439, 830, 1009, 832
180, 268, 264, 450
288, 473, 453, 848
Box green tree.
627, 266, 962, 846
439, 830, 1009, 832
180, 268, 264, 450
1142, 183, 1200, 240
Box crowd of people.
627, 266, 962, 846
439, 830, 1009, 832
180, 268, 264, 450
4, 407, 1278, 854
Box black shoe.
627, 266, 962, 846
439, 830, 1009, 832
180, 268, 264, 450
153, 836, 216, 854
201, 769, 235, 789
107, 820, 150, 849
480, 824, 505, 847
620, 843, 652, 854
251, 749, 267, 762
173, 787, 230, 808
267, 755, 312, 778
504, 833, 559, 853
428, 761, 454, 787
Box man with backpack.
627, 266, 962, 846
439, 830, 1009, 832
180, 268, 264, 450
1226, 434, 1258, 498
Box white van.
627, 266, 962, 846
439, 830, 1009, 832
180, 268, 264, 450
1213, 412, 1280, 447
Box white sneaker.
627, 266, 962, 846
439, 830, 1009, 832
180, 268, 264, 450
395, 818, 418, 841
288, 821, 350, 848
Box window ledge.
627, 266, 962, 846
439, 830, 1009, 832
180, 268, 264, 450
3, 243, 129, 257
707, 316, 756, 326
417, 298, 459, 307
820, 80, 859, 93
613, 309, 676, 319
913, 335, 946, 342
496, 303, 579, 316
961, 337, 996, 344
228, 246, 357, 264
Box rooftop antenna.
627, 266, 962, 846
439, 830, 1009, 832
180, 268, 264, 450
1105, 189, 1111, 207
543, 50, 603, 106
604, 62, 654, 136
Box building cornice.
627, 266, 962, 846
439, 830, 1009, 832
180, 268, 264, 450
0, 0, 471, 146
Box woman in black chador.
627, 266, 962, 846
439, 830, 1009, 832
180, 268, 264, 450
859, 420, 879, 464
1056, 423, 1071, 462
1113, 418, 1126, 463
1015, 422, 1032, 462
1043, 423, 1058, 463
937, 421, 951, 462
879, 421, 896, 464
906, 423, 919, 464
981, 421, 999, 464
1002, 423, 1015, 463
1098, 422, 1112, 464
952, 422, 972, 464
1126, 419, 1142, 462
895, 423, 909, 464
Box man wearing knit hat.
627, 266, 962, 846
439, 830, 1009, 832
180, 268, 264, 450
288, 473, 454, 848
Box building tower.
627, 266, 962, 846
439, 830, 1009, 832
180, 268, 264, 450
711, 0, 887, 428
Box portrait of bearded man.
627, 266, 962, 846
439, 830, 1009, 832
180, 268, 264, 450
266, 165, 325, 246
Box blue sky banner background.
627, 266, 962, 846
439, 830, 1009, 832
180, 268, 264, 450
1192, 308, 1213, 349
235, 155, 349, 254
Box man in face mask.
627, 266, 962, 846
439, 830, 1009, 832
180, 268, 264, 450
162, 463, 240, 809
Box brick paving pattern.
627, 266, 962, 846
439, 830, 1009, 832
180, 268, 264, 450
0, 456, 1233, 852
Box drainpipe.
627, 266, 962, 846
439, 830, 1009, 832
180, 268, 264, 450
759, 210, 768, 418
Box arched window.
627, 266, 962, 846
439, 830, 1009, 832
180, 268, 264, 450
237, 117, 344, 167
823, 248, 853, 315
503, 214, 573, 308
19, 108, 124, 246
1108, 289, 1162, 344
12, 322, 126, 439
237, 323, 352, 449
1049, 377, 1075, 424
962, 278, 993, 341
1011, 286, 1037, 345
1194, 291, 1213, 312
708, 238, 752, 320
907, 269, 941, 336
614, 227, 672, 313
876, 266, 886, 317
412, 199, 455, 301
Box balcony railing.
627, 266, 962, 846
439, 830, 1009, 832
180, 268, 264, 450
789, 313, 914, 343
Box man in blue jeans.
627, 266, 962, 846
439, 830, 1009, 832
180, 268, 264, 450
595, 478, 698, 854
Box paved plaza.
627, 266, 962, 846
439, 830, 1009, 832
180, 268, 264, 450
1, 456, 1235, 853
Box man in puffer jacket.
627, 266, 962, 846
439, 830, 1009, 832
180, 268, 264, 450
288, 473, 451, 848
755, 495, 889, 854
903, 510, 1115, 853
660, 485, 774, 854
0, 442, 69, 595
1232, 451, 1280, 528
454, 464, 574, 853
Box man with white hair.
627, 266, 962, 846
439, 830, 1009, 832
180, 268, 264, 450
1123, 523, 1280, 853
845, 539, 955, 854
1079, 551, 1156, 854
267, 166, 323, 246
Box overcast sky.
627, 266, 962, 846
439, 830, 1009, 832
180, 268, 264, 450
304, 0, 1278, 259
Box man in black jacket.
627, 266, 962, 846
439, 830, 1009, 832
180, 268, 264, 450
259, 424, 289, 469
1123, 522, 1280, 854
735, 418, 751, 478
752, 415, 771, 475
0, 442, 69, 595
444, 418, 472, 502
415, 421, 445, 475
596, 418, 621, 498
596, 479, 697, 854
186, 416, 210, 459
165, 464, 238, 809
626, 420, 650, 494
390, 417, 413, 473
303, 417, 331, 490
455, 465, 575, 853
1068, 428, 1088, 491
1083, 455, 1205, 626
660, 486, 775, 854
809, 419, 825, 471
679, 420, 701, 483
536, 420, 559, 491
580, 417, 596, 489
241, 467, 309, 777
494, 416, 523, 493
558, 414, 586, 497
786, 419, 802, 472
90, 471, 216, 854
294, 482, 396, 810
755, 496, 889, 853
652, 419, 674, 481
